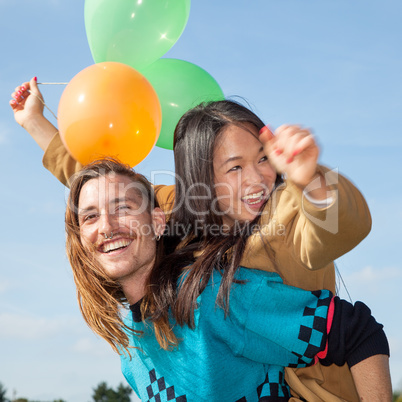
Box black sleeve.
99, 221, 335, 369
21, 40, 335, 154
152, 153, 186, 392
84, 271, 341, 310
320, 297, 390, 367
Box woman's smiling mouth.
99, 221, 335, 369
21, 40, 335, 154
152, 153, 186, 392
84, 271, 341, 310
241, 190, 266, 205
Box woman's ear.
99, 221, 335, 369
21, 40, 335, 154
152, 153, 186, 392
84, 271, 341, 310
151, 207, 166, 237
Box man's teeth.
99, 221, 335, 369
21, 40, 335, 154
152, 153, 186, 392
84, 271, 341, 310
103, 239, 131, 253
242, 191, 264, 204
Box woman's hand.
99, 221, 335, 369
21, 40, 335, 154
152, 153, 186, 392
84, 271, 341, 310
10, 77, 45, 129
259, 124, 320, 189
9, 77, 58, 152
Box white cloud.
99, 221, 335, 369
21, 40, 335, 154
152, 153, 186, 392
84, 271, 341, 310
389, 336, 402, 392
0, 312, 82, 340
0, 279, 10, 294
337, 265, 402, 301
346, 265, 401, 284
389, 335, 402, 354
339, 265, 402, 390
71, 336, 114, 357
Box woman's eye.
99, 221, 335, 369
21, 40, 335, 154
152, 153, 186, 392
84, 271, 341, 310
228, 165, 242, 173
259, 155, 268, 163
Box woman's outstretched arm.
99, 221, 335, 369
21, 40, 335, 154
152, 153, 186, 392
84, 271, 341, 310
10, 77, 58, 151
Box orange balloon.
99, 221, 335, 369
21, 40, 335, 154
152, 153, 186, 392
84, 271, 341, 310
58, 62, 161, 167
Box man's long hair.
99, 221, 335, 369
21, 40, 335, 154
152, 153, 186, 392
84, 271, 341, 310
65, 158, 171, 355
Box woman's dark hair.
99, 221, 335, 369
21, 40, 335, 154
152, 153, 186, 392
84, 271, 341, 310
173, 99, 274, 229
149, 100, 282, 330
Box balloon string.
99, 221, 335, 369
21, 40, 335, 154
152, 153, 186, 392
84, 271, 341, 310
26, 82, 69, 120
27, 89, 58, 121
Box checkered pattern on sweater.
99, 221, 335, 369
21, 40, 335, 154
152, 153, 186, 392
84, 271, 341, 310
289, 289, 332, 367
146, 369, 187, 402
235, 370, 291, 401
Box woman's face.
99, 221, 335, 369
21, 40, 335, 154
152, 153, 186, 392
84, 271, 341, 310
77, 174, 164, 285
213, 123, 277, 227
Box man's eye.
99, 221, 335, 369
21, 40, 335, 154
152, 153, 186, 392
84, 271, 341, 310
117, 205, 130, 211
83, 213, 97, 222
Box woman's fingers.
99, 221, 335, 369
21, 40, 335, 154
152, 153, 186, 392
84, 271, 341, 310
259, 124, 319, 178
259, 125, 274, 143
12, 81, 29, 102
9, 99, 19, 109
273, 125, 315, 161
28, 77, 42, 96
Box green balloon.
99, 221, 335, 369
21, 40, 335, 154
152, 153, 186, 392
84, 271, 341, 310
142, 59, 224, 150
85, 0, 191, 71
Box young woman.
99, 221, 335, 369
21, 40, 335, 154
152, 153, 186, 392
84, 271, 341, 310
11, 78, 373, 401
67, 158, 390, 402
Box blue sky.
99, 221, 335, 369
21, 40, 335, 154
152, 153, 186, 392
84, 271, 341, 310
1, 1, 401, 400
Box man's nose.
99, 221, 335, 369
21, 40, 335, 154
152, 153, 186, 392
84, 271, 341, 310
99, 212, 115, 238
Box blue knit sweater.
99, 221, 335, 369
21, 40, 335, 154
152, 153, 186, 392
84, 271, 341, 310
120, 268, 388, 401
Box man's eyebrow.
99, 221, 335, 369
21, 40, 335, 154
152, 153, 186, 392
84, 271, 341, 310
78, 206, 96, 215
78, 196, 140, 215
110, 196, 141, 205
